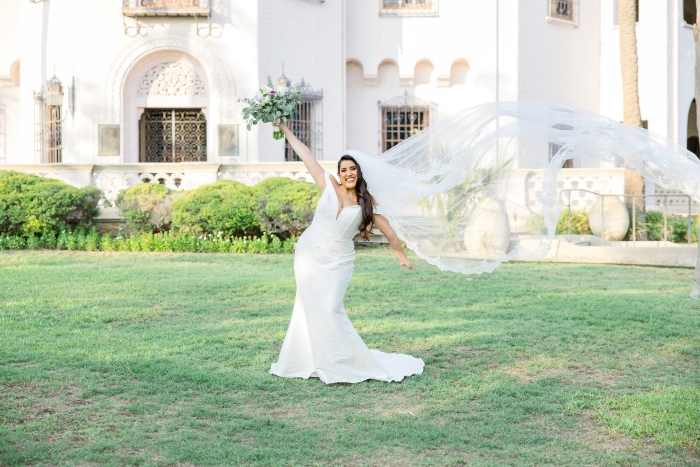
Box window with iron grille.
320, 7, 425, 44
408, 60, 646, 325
33, 76, 64, 163
381, 0, 438, 17
547, 0, 579, 25
139, 108, 206, 162
379, 93, 431, 153
284, 79, 323, 161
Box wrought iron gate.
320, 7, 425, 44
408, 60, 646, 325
139, 108, 206, 162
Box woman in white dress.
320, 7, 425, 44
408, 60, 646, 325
269, 122, 425, 384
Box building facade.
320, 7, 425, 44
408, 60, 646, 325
0, 0, 697, 208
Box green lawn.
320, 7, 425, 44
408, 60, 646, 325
1, 250, 699, 466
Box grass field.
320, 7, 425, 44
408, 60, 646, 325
1, 250, 699, 466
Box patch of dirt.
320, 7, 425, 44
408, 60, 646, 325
4, 382, 93, 426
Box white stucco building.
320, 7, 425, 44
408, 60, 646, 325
0, 0, 697, 209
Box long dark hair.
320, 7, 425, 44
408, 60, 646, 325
338, 154, 374, 241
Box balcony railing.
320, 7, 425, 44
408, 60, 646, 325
122, 0, 210, 17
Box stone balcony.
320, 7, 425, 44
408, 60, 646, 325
122, 0, 210, 17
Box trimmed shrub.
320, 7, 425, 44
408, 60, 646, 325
0, 170, 101, 236
253, 177, 321, 240
172, 180, 259, 236
117, 183, 181, 233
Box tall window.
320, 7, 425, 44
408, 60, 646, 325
684, 0, 696, 25
285, 79, 323, 161
379, 93, 431, 153
34, 76, 64, 163
139, 108, 206, 162
381, 0, 438, 17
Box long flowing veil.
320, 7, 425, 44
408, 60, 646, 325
347, 102, 700, 275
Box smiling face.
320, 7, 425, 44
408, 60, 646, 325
338, 159, 359, 190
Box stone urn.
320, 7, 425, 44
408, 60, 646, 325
463, 198, 511, 259
589, 196, 629, 241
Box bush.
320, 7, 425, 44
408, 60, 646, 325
0, 171, 101, 236
525, 209, 591, 235
117, 183, 181, 233
172, 180, 260, 236
253, 177, 321, 240
555, 209, 591, 235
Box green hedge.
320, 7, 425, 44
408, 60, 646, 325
0, 229, 297, 254
0, 170, 101, 236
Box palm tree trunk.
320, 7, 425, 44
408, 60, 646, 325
689, 1, 700, 299
619, 0, 642, 126
618, 0, 645, 233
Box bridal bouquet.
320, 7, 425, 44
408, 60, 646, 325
240, 82, 302, 140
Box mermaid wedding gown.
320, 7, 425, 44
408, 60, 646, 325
270, 171, 425, 384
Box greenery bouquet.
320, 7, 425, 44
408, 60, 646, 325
240, 82, 302, 140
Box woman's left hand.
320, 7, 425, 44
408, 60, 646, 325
400, 260, 416, 270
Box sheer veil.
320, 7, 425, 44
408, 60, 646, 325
346, 102, 700, 275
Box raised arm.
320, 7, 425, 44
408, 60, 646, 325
278, 121, 327, 190
372, 214, 416, 270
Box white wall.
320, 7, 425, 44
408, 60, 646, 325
518, 0, 601, 111
345, 0, 503, 155
257, 0, 344, 162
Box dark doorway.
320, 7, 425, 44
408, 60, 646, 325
139, 108, 206, 162
688, 99, 699, 159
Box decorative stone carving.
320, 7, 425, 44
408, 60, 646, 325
589, 196, 630, 241
137, 62, 206, 97
100, 31, 237, 160
463, 198, 511, 259
93, 170, 143, 205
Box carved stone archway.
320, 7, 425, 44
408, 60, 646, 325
100, 32, 237, 162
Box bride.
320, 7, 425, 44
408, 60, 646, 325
269, 121, 425, 384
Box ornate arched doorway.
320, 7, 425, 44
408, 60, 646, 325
132, 60, 208, 162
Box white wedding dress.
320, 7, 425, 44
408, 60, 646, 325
270, 170, 425, 384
